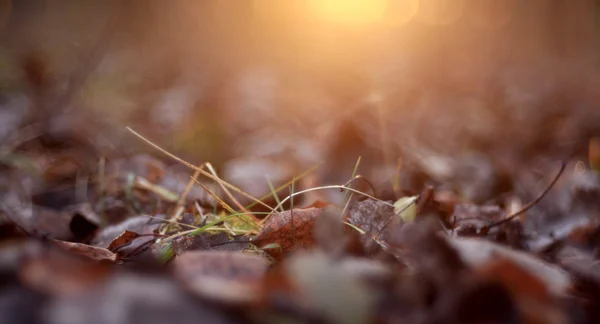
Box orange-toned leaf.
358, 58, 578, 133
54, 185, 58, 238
107, 230, 141, 252
253, 208, 323, 260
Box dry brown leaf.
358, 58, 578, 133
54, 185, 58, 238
445, 236, 571, 296
92, 215, 160, 249
51, 239, 117, 262
173, 250, 269, 304
253, 208, 323, 260
107, 230, 141, 252
478, 258, 567, 324
346, 199, 398, 255
20, 248, 113, 295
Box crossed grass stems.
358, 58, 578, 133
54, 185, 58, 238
126, 128, 408, 262
127, 127, 566, 263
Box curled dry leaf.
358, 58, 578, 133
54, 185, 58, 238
51, 239, 117, 262
393, 196, 418, 223
106, 230, 141, 252
92, 215, 160, 249
173, 250, 269, 304
253, 208, 323, 260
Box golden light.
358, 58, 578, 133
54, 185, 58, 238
252, 0, 298, 23
381, 0, 420, 27
466, 0, 514, 30
416, 0, 465, 25
308, 0, 388, 24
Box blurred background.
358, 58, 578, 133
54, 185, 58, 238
2, 0, 600, 204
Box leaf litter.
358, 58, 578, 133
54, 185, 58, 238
6, 121, 600, 324
4, 55, 600, 324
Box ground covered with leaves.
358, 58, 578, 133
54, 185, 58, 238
3, 119, 600, 324
6, 2, 600, 324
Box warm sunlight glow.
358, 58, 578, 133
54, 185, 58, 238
309, 0, 388, 24
467, 0, 514, 30
252, 0, 297, 23
416, 0, 465, 25
382, 0, 420, 26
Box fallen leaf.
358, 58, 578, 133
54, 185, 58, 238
478, 258, 567, 324
107, 230, 141, 252
429, 277, 523, 324
253, 208, 323, 260
285, 252, 375, 324
393, 196, 418, 222
173, 250, 269, 304
394, 219, 466, 283
20, 247, 113, 295
556, 245, 600, 284
47, 273, 235, 324
347, 199, 398, 237
92, 215, 161, 249
445, 236, 571, 296
51, 239, 117, 262
346, 199, 399, 254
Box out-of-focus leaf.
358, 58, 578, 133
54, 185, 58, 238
0, 153, 41, 175
589, 137, 600, 172
173, 250, 269, 304
346, 199, 398, 254
260, 243, 282, 251
314, 205, 348, 255
20, 246, 113, 296
478, 258, 568, 324
286, 252, 374, 324
393, 196, 417, 222
445, 236, 571, 296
